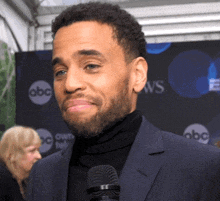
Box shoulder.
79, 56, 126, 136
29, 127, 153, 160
161, 129, 220, 158
32, 149, 63, 171
141, 116, 220, 153
35, 141, 73, 168
0, 164, 23, 200
0, 163, 13, 182
140, 116, 220, 166
30, 141, 73, 175
28, 149, 64, 191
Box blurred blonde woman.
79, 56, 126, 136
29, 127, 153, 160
0, 125, 42, 200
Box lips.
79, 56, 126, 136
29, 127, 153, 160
65, 99, 93, 112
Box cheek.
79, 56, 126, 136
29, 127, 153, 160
26, 154, 34, 163
54, 83, 64, 102
95, 74, 122, 94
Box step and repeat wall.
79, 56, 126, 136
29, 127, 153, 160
16, 40, 220, 157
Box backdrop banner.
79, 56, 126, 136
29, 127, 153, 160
16, 40, 220, 157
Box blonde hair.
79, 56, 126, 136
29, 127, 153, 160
0, 125, 41, 197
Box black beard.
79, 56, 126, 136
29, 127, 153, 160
63, 79, 132, 138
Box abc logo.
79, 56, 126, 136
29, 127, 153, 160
37, 128, 53, 153
29, 80, 52, 105
183, 124, 210, 144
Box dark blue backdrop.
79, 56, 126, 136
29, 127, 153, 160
16, 40, 220, 157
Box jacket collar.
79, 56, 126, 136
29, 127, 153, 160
119, 116, 165, 201
50, 141, 74, 201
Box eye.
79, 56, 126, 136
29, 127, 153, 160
54, 70, 66, 77
85, 64, 101, 72
86, 64, 99, 69
29, 148, 36, 152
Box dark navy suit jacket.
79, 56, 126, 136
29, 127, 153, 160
27, 117, 220, 201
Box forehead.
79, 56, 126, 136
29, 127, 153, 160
52, 21, 120, 57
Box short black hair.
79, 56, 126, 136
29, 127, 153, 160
52, 2, 147, 62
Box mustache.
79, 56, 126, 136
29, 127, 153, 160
61, 93, 102, 111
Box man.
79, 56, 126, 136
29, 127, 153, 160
27, 2, 220, 201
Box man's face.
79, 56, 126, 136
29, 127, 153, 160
52, 21, 138, 138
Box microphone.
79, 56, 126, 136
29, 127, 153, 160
87, 165, 120, 201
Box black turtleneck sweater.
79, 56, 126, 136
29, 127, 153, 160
67, 110, 142, 201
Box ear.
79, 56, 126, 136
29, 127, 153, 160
131, 57, 148, 93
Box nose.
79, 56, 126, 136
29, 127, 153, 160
36, 151, 42, 160
65, 68, 86, 93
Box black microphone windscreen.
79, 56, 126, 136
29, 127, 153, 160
87, 165, 120, 200
87, 165, 119, 188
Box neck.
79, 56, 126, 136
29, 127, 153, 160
71, 110, 142, 157
69, 110, 142, 168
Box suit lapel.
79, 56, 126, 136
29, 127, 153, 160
51, 142, 74, 201
119, 117, 165, 201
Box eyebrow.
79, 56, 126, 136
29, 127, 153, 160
52, 57, 61, 68
75, 49, 104, 58
52, 49, 105, 68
